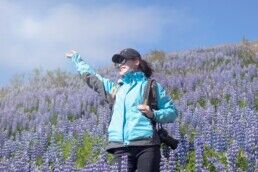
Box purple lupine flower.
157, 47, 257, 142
167, 150, 176, 172
235, 121, 245, 148
95, 154, 110, 172
227, 141, 239, 171
245, 125, 256, 172
176, 135, 188, 165
160, 152, 167, 172
194, 135, 204, 172
121, 155, 128, 172
110, 162, 119, 172
207, 157, 225, 171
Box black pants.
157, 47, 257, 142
112, 145, 161, 172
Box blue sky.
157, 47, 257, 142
1, 0, 258, 86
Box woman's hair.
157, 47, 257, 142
139, 59, 153, 78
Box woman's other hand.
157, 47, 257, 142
65, 50, 77, 58
138, 104, 154, 119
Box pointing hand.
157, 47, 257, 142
65, 50, 77, 58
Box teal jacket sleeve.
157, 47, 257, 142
71, 53, 115, 95
153, 83, 178, 123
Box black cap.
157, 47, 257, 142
112, 48, 141, 63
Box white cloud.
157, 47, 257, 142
0, 1, 195, 72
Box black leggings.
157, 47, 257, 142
112, 145, 161, 172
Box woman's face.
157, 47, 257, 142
118, 58, 140, 76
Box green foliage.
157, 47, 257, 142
148, 50, 166, 62
210, 98, 221, 112
171, 88, 181, 100
0, 88, 8, 100
62, 140, 76, 160
184, 150, 196, 172
45, 96, 52, 111
50, 114, 58, 126
75, 133, 104, 168
203, 146, 227, 171
255, 93, 258, 111
202, 57, 227, 71
8, 121, 30, 139
236, 149, 248, 171
197, 97, 206, 107
36, 156, 44, 167
225, 94, 231, 103
45, 69, 70, 87
67, 114, 77, 122
237, 40, 257, 67
90, 106, 97, 114
90, 106, 99, 123
210, 98, 220, 107
187, 100, 194, 106
54, 133, 64, 144
107, 153, 115, 164
31, 68, 43, 83
179, 123, 188, 136
49, 162, 55, 171
179, 123, 196, 143
10, 74, 25, 88
24, 107, 37, 114
238, 100, 247, 108
24, 100, 39, 113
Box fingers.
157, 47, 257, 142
138, 104, 150, 112
137, 104, 154, 118
138, 104, 150, 111
65, 50, 77, 58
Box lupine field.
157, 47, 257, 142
0, 41, 257, 171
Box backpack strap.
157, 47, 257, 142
143, 79, 157, 109
143, 79, 152, 106
145, 79, 166, 134
143, 79, 158, 127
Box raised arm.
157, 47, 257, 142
66, 50, 116, 100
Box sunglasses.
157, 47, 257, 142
114, 58, 128, 68
114, 56, 137, 69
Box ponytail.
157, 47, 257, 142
139, 59, 153, 78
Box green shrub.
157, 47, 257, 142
197, 97, 206, 107
54, 133, 64, 144
184, 150, 196, 171
107, 153, 115, 164
36, 156, 44, 167
45, 69, 71, 87
0, 88, 8, 100
10, 74, 25, 88
62, 140, 75, 160
171, 88, 181, 100
75, 133, 105, 168
67, 114, 77, 122
210, 98, 221, 112
237, 39, 257, 67
148, 50, 166, 62
225, 94, 231, 103
50, 113, 58, 126
90, 106, 97, 114
203, 146, 227, 171
236, 149, 248, 171
238, 100, 247, 108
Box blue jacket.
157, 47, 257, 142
71, 53, 178, 150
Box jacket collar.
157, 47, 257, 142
119, 71, 146, 84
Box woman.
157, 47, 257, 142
66, 48, 178, 172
